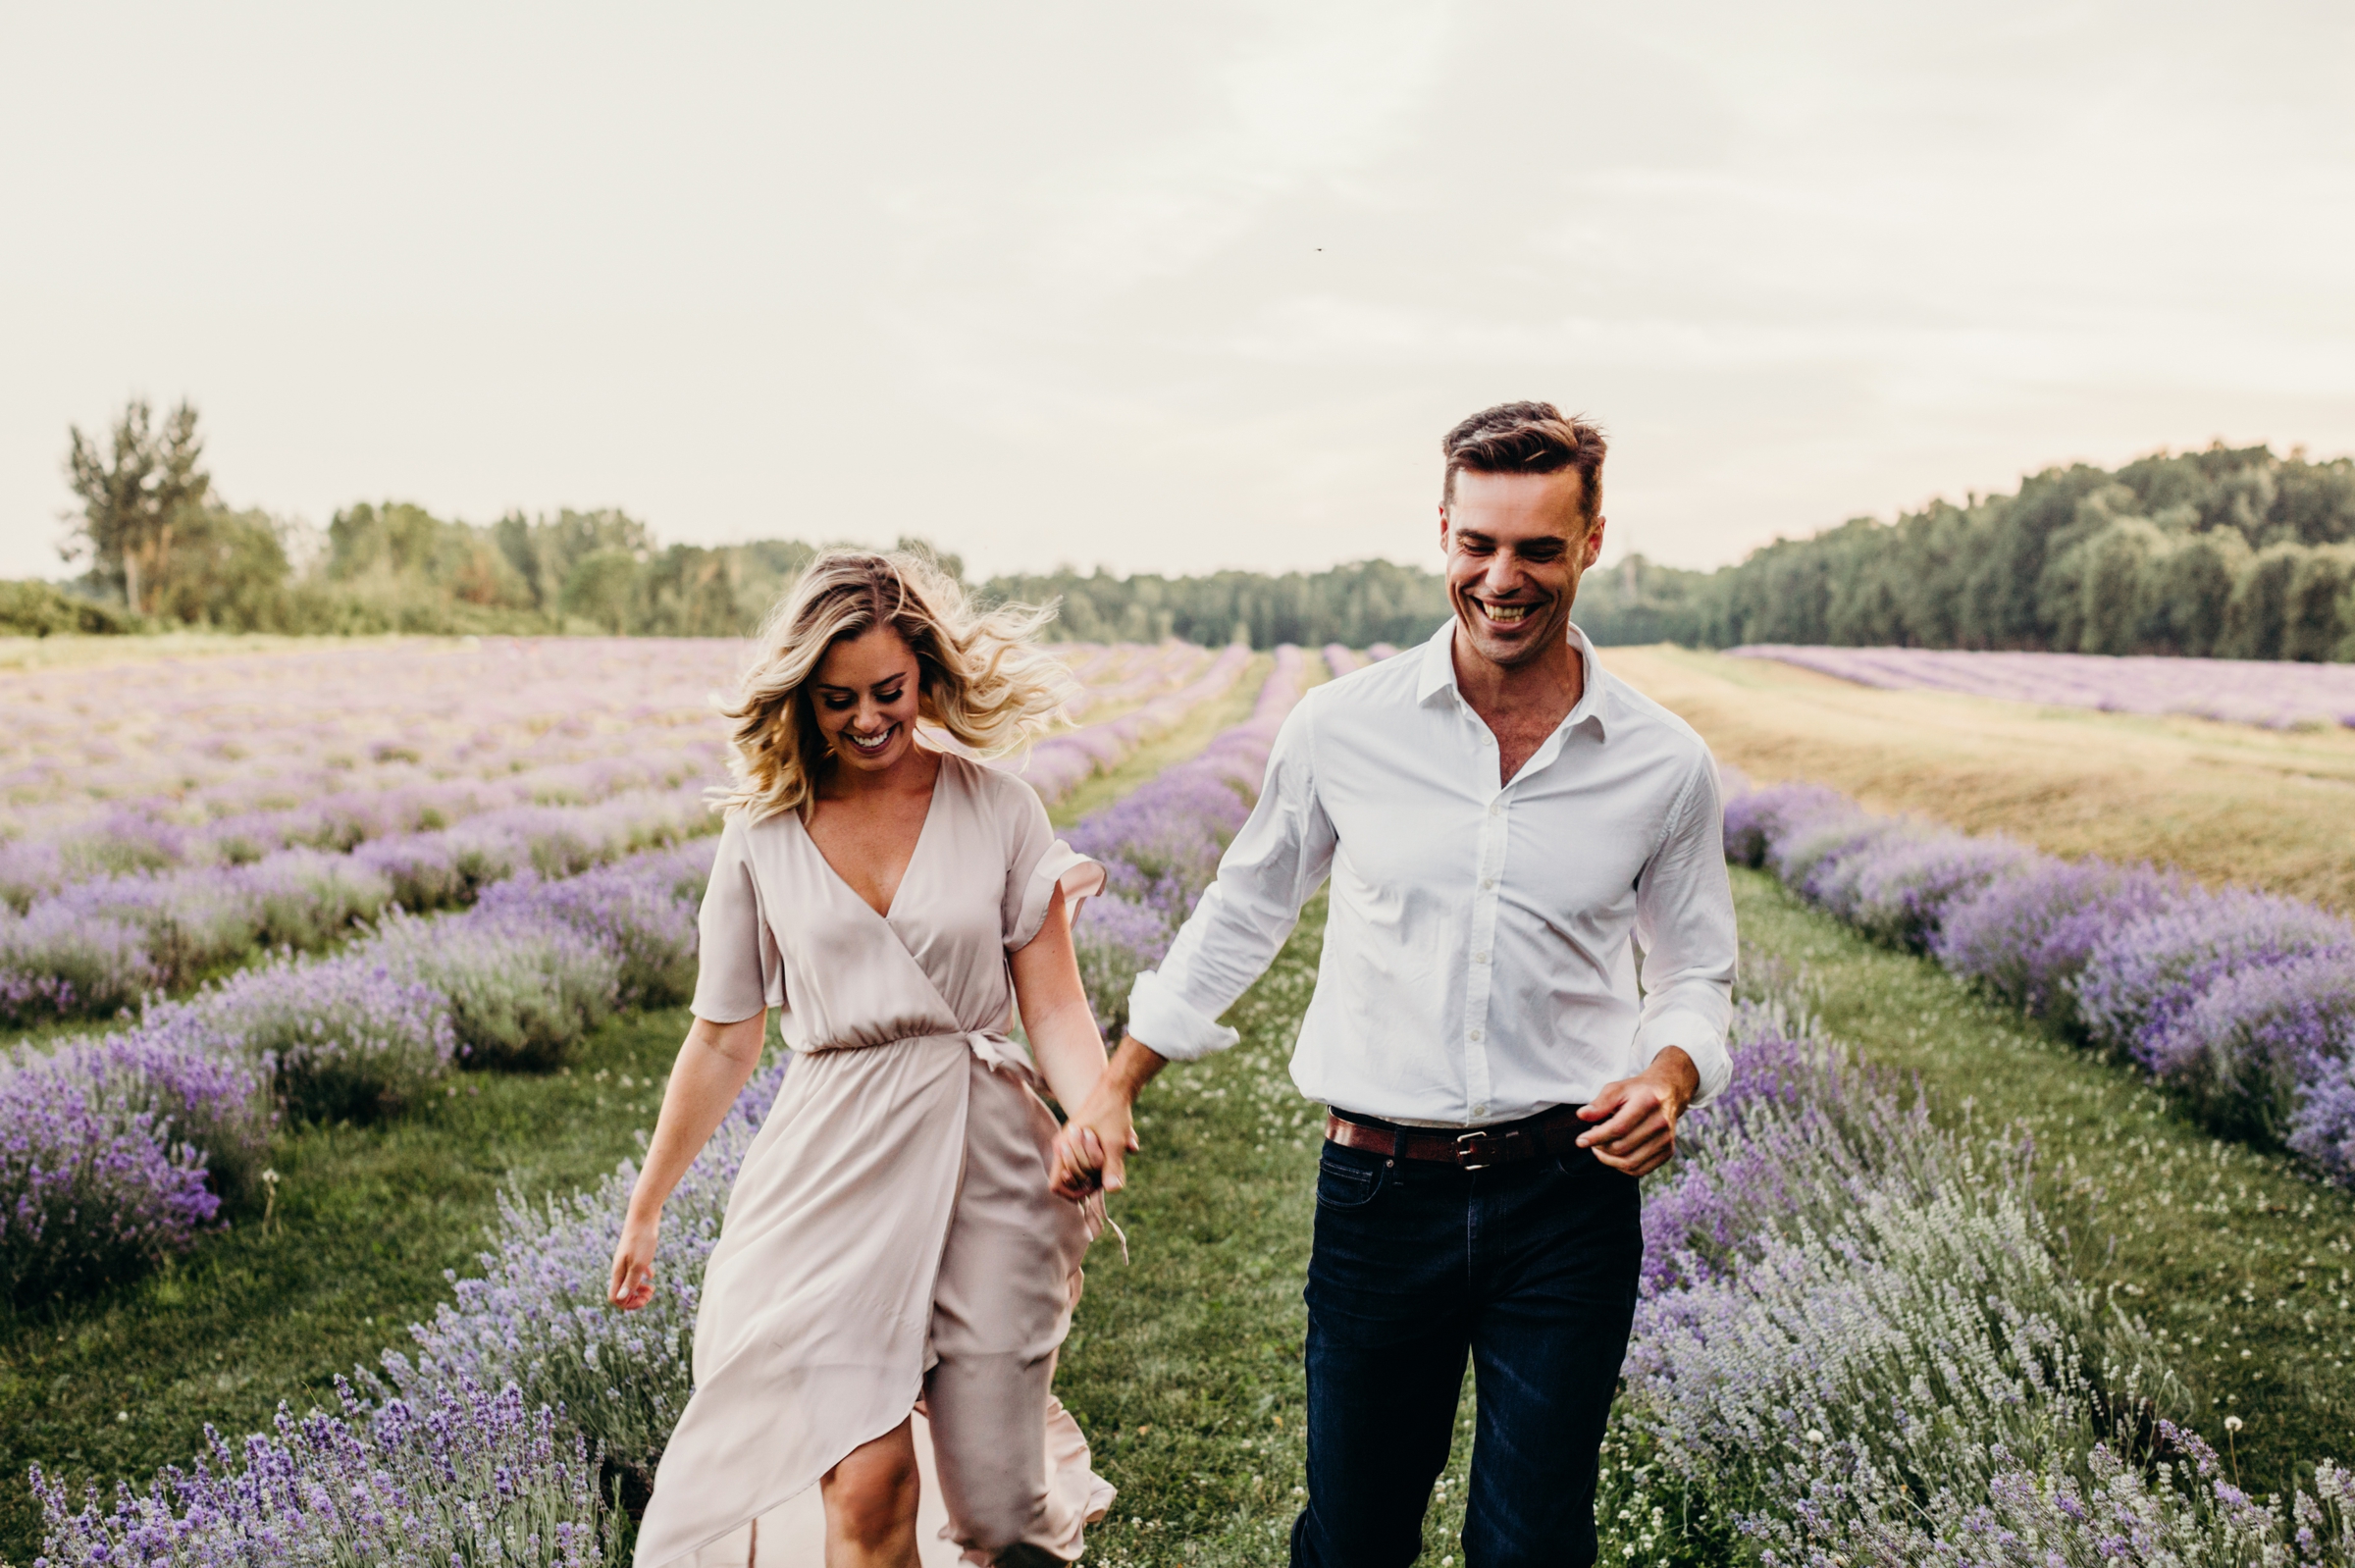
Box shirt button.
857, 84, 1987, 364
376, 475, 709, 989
1481, 879, 1496, 892
1490, 803, 1503, 816
1473, 1104, 1489, 1118
1468, 1028, 1484, 1042
1472, 951, 1489, 964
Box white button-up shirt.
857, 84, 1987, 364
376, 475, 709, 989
1126, 620, 1737, 1124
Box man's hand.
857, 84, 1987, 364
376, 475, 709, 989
1051, 1035, 1166, 1199
1575, 1047, 1700, 1178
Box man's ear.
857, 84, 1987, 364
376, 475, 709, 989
1438, 502, 1452, 554
1583, 514, 1607, 569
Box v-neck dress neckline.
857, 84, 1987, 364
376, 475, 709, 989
798, 754, 946, 925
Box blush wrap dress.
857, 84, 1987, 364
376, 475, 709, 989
633, 754, 1114, 1567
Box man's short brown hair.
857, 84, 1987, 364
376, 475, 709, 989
1441, 401, 1606, 524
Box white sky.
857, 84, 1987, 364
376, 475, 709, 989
4, 2, 2352, 582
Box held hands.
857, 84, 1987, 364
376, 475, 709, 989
606, 1211, 661, 1311
1051, 1073, 1142, 1201
1574, 1046, 1701, 1178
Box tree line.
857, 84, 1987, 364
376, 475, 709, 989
17, 398, 2355, 659
1573, 444, 2355, 659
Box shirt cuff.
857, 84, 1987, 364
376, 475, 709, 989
1125, 969, 1239, 1063
1636, 1011, 1734, 1110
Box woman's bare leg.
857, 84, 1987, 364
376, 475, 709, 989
819, 1418, 919, 1568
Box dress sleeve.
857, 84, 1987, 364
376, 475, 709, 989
691, 815, 785, 1023
1001, 775, 1107, 951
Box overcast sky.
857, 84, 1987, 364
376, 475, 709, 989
5, 2, 2352, 582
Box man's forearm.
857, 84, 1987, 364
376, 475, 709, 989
1106, 1034, 1170, 1102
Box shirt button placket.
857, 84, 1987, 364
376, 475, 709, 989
1464, 789, 1505, 1122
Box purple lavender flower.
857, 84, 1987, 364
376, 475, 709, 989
1720, 780, 1854, 867
377, 1061, 788, 1484
0, 1037, 247, 1303
145, 947, 461, 1123
30, 1375, 614, 1564
1934, 858, 2185, 1025
2072, 888, 2354, 1067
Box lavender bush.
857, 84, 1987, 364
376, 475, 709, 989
368, 906, 621, 1072
0, 785, 711, 1024
0, 1036, 259, 1304
472, 841, 714, 1009
30, 1377, 617, 1566
1935, 858, 2186, 1025
144, 950, 460, 1123
1599, 996, 2355, 1564
376, 1062, 788, 1486
1728, 774, 2355, 1185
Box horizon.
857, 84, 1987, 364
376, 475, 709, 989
7, 2, 2353, 584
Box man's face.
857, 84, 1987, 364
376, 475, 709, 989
1439, 467, 1605, 670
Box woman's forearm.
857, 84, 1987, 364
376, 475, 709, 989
627, 1013, 767, 1224
1026, 993, 1111, 1114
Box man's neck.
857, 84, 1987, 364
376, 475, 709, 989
1450, 624, 1585, 784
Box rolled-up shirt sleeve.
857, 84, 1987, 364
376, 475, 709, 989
1126, 699, 1338, 1062
1632, 752, 1738, 1107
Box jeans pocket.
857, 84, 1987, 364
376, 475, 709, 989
1315, 1152, 1386, 1211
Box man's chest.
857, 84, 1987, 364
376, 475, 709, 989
1316, 733, 1668, 922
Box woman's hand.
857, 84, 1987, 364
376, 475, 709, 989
1050, 1122, 1111, 1201
608, 1211, 661, 1311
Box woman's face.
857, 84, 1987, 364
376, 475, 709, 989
811, 625, 923, 775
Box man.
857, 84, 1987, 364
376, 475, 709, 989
1056, 400, 1737, 1568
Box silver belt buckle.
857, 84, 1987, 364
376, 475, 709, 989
1455, 1129, 1498, 1170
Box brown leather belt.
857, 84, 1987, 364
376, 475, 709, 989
1324, 1106, 1590, 1171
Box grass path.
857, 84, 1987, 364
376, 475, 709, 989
1731, 866, 2355, 1495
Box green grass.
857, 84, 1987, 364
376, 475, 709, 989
0, 1007, 714, 1563
1730, 865, 2355, 1496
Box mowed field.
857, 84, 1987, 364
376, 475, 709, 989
1605, 644, 2355, 914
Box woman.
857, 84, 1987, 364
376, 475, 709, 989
608, 550, 1118, 1568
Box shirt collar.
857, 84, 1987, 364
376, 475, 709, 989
1413, 616, 1615, 742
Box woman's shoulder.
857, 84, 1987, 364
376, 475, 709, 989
935, 751, 1048, 828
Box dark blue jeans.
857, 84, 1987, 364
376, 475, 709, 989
1290, 1126, 1643, 1568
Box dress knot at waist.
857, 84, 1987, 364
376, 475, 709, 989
808, 1028, 1040, 1085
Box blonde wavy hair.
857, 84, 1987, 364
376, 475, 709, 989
715, 549, 1073, 821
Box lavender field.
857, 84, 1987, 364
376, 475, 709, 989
19, 634, 2355, 1565
1732, 644, 2355, 730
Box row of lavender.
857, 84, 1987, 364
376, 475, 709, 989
0, 639, 746, 894
1, 639, 1157, 894
1731, 643, 2355, 730
1011, 642, 1243, 805
0, 639, 1244, 1305
1, 840, 715, 1306
0, 782, 715, 1022
1725, 777, 2355, 1182
0, 642, 1207, 1023
1602, 999, 2355, 1561
27, 650, 1332, 1564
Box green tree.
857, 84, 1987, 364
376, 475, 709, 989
559, 547, 642, 633
2281, 545, 2355, 662
63, 398, 211, 613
